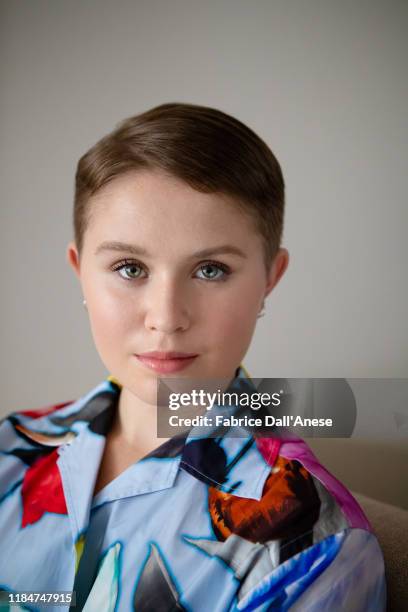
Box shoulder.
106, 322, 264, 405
206, 436, 386, 610
233, 437, 387, 610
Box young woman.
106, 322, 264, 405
0, 103, 386, 611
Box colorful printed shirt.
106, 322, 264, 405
0, 367, 386, 611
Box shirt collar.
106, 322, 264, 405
103, 365, 273, 500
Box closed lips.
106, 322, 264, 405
136, 352, 198, 359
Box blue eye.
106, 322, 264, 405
195, 262, 230, 281
112, 260, 146, 280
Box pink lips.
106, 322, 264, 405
135, 351, 198, 374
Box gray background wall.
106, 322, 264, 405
1, 1, 407, 506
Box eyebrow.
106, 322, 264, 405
94, 240, 247, 259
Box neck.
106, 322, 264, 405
111, 386, 168, 450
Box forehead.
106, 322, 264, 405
85, 169, 260, 247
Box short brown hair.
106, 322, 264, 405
73, 102, 285, 268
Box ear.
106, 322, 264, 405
66, 241, 81, 278
264, 248, 289, 298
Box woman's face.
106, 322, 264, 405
67, 169, 288, 404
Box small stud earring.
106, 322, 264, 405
82, 299, 87, 308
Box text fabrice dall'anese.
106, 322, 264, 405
168, 414, 333, 428
168, 389, 282, 411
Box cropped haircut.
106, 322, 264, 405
73, 102, 285, 269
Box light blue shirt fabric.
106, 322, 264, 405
0, 367, 386, 611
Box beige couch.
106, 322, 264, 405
353, 493, 408, 612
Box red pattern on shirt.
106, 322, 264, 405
21, 448, 68, 527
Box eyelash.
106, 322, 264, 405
110, 259, 232, 283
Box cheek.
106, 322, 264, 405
207, 289, 259, 351
86, 291, 132, 353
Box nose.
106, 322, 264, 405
144, 278, 191, 333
